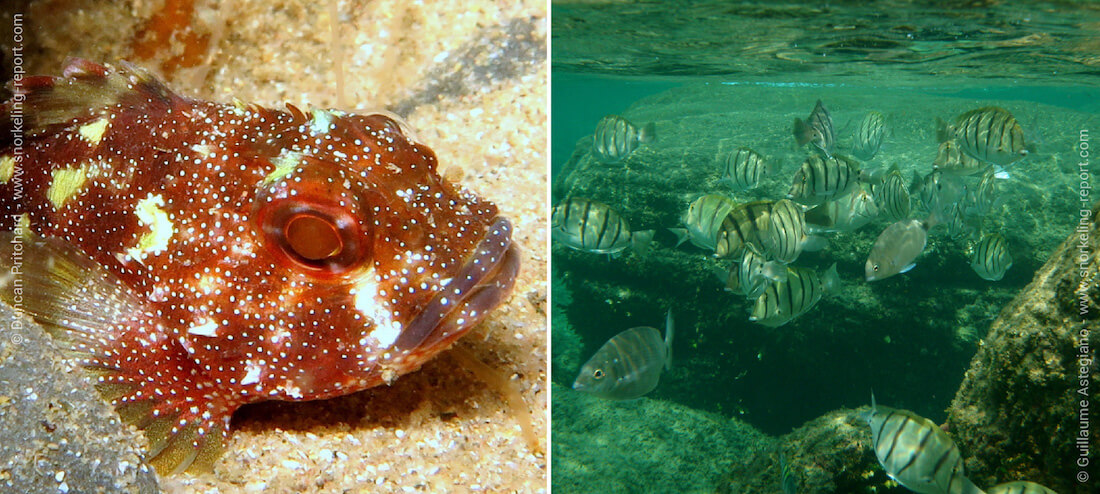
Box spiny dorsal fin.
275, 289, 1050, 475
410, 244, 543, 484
5, 58, 179, 133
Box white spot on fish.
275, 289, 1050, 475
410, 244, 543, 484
124, 193, 174, 265
309, 109, 335, 135
187, 320, 219, 337
241, 362, 263, 386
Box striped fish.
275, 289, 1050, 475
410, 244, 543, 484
961, 169, 998, 218
551, 198, 653, 255
722, 249, 786, 300
763, 199, 810, 264
592, 114, 655, 163
937, 107, 1029, 167
671, 194, 738, 251
933, 139, 987, 177
573, 311, 674, 400
874, 169, 911, 221
749, 263, 839, 327
793, 100, 835, 157
970, 233, 1012, 281
715, 200, 775, 259
865, 398, 985, 494
853, 111, 886, 161
945, 203, 975, 240
805, 185, 880, 233
787, 155, 861, 206
986, 481, 1058, 494
719, 147, 773, 191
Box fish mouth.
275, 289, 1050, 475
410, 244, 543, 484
393, 217, 520, 354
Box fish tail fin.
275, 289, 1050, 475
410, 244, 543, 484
0, 232, 233, 474
631, 229, 655, 256
668, 227, 690, 248
822, 262, 841, 294
792, 118, 812, 147
664, 310, 674, 371
935, 117, 954, 143
640, 122, 656, 144
908, 170, 925, 195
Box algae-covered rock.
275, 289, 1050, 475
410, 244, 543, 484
717, 407, 905, 494
552, 267, 583, 381
948, 200, 1100, 494
0, 304, 159, 493
552, 382, 770, 493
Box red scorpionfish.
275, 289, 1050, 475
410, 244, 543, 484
0, 59, 520, 474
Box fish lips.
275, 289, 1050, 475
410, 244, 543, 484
392, 216, 521, 354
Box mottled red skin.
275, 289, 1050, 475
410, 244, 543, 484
0, 59, 518, 472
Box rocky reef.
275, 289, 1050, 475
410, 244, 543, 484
552, 382, 770, 493
948, 199, 1099, 494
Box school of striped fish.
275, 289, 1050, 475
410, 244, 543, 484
554, 100, 1032, 406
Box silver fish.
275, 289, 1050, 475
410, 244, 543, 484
986, 481, 1058, 494
763, 199, 811, 264
551, 198, 653, 255
787, 155, 860, 206
720, 147, 773, 191
671, 194, 738, 251
750, 263, 839, 327
805, 185, 880, 233
592, 114, 655, 163
573, 311, 674, 400
722, 249, 786, 300
970, 233, 1012, 281
865, 217, 933, 282
793, 100, 835, 157
874, 169, 911, 221
865, 397, 984, 494
853, 111, 886, 161
938, 107, 1029, 167
716, 200, 775, 259
932, 139, 987, 177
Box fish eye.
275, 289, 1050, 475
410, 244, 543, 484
593, 369, 605, 380
257, 200, 370, 278
873, 264, 880, 272
285, 214, 343, 260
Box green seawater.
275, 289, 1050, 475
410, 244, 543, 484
550, 1, 1100, 493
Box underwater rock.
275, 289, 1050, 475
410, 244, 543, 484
551, 268, 583, 379
0, 303, 159, 493
947, 200, 1099, 494
551, 382, 768, 493
716, 407, 897, 494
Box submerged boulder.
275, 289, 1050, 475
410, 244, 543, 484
948, 200, 1099, 494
